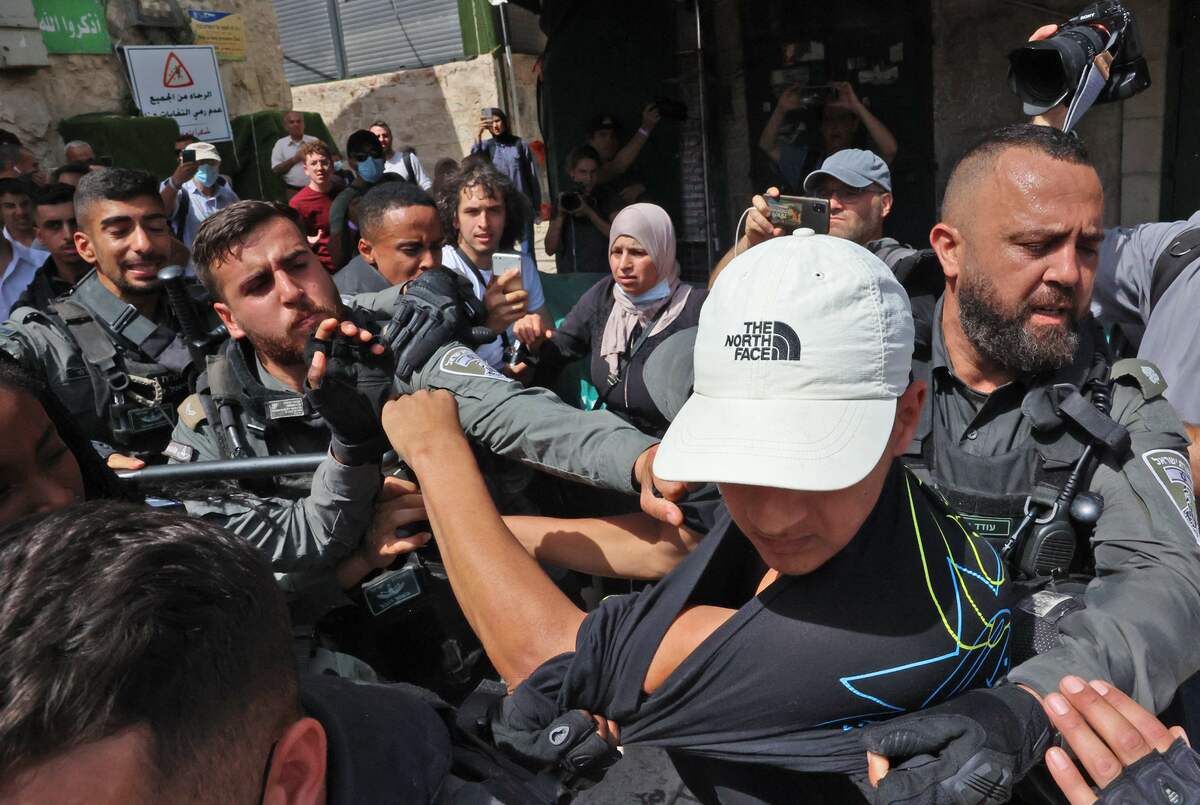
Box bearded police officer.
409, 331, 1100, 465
0, 168, 216, 463
854, 124, 1200, 803
641, 124, 1200, 802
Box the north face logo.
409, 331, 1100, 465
725, 321, 802, 361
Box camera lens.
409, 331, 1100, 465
1009, 25, 1108, 110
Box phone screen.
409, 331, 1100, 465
181, 148, 197, 163
766, 195, 830, 235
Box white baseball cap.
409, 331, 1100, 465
653, 230, 914, 491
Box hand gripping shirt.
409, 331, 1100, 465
498, 464, 1015, 797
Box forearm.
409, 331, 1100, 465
271, 156, 294, 175
160, 182, 179, 214
408, 433, 584, 685
504, 512, 700, 579
857, 106, 898, 163
181, 449, 381, 571
544, 216, 564, 255
597, 131, 648, 185
758, 107, 786, 163
709, 238, 745, 288
585, 209, 611, 238
334, 549, 375, 589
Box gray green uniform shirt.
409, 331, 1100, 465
917, 304, 1200, 712
1093, 212, 1200, 423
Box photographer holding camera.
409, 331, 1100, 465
544, 144, 618, 274
758, 80, 898, 196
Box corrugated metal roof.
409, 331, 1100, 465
340, 0, 464, 77
274, 0, 340, 85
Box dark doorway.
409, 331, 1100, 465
1162, 0, 1200, 218
741, 0, 936, 246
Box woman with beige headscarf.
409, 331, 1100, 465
514, 202, 706, 436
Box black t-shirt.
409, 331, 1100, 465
553, 186, 618, 274
496, 464, 1016, 803
536, 276, 707, 436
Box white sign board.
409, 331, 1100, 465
124, 45, 232, 142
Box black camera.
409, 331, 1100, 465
1008, 0, 1150, 114
653, 96, 688, 122
559, 191, 582, 213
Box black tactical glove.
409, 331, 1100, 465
489, 703, 621, 782
862, 684, 1052, 805
379, 268, 493, 381
1093, 739, 1200, 804
304, 309, 396, 466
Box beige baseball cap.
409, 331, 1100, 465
653, 230, 914, 491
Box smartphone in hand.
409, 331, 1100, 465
765, 195, 830, 235
491, 252, 524, 291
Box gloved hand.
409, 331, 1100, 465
304, 312, 396, 466
403, 267, 489, 345
862, 684, 1052, 805
490, 704, 621, 781
379, 268, 491, 380
1093, 740, 1200, 804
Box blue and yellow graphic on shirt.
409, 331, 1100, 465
827, 473, 1012, 726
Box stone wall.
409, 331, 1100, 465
290, 52, 544, 171
931, 0, 1171, 227
0, 0, 290, 172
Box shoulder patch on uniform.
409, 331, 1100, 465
177, 393, 208, 430
1112, 358, 1168, 400
1142, 448, 1200, 545
437, 346, 512, 382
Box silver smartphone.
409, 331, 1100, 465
491, 252, 524, 290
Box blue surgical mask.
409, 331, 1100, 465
626, 278, 672, 308
334, 160, 345, 172
357, 156, 385, 183
195, 164, 219, 188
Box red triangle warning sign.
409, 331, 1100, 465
162, 52, 194, 89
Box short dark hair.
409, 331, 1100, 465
566, 144, 602, 172
358, 181, 437, 241
943, 124, 1095, 224
346, 129, 382, 155
0, 129, 20, 146
191, 200, 302, 300
0, 502, 298, 788
33, 181, 75, 209
0, 143, 22, 173
436, 161, 528, 250
0, 177, 32, 200
51, 162, 90, 183
73, 168, 161, 229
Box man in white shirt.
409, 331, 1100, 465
0, 179, 49, 266
159, 142, 240, 249
271, 111, 319, 194
369, 120, 433, 190
0, 221, 41, 320
437, 161, 548, 370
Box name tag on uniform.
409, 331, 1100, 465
959, 514, 1013, 539
266, 398, 307, 420
162, 440, 196, 463
362, 565, 422, 616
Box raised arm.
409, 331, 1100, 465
595, 103, 661, 185
504, 512, 700, 580
383, 390, 585, 687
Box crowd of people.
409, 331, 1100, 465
2, 17, 1200, 805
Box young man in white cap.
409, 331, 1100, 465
381, 231, 1014, 801
159, 140, 239, 249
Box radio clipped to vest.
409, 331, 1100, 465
1003, 357, 1128, 581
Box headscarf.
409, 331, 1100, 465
598, 203, 692, 380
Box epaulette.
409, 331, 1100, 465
1111, 358, 1168, 400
